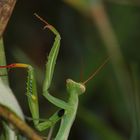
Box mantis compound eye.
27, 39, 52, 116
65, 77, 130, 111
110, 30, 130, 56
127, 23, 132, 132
79, 83, 86, 94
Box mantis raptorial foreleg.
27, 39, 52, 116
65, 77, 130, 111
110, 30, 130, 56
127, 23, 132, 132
34, 14, 69, 109
0, 14, 66, 132
0, 14, 109, 140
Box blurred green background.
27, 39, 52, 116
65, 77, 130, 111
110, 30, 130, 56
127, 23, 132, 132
3, 0, 140, 139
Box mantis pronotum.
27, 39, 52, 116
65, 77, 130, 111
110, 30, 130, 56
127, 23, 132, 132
0, 14, 109, 140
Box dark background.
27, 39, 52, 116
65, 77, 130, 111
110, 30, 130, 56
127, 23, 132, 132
3, 0, 140, 139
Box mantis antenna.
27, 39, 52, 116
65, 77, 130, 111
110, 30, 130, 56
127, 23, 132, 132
82, 57, 109, 85
34, 13, 49, 25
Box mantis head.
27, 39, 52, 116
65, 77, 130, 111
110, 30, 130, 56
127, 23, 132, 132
66, 57, 109, 96
66, 79, 86, 95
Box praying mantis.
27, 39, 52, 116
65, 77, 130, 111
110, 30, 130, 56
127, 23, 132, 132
0, 13, 109, 140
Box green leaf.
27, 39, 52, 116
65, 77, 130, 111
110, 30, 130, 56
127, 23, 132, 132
0, 78, 24, 120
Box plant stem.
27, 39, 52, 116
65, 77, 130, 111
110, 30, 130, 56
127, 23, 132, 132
0, 105, 43, 140
0, 38, 9, 85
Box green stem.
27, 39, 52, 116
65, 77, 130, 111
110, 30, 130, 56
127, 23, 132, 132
0, 38, 9, 85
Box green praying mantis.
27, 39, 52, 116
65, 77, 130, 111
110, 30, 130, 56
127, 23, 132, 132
0, 13, 109, 140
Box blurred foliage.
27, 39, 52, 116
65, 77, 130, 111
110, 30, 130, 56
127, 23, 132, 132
2, 0, 140, 139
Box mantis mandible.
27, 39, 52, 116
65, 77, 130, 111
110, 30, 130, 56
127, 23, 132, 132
0, 13, 109, 140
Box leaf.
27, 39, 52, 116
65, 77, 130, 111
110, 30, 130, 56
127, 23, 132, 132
0, 78, 24, 120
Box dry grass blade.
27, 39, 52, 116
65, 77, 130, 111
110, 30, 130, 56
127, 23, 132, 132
0, 0, 16, 38
0, 105, 43, 140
